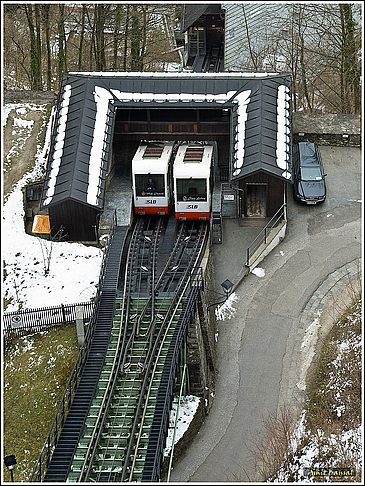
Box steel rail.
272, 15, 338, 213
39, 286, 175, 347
79, 217, 164, 481
77, 217, 147, 481
123, 222, 208, 481
75, 220, 208, 482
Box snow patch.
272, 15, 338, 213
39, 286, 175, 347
163, 395, 200, 457
215, 292, 238, 321
13, 117, 34, 129
296, 313, 321, 391
251, 267, 265, 277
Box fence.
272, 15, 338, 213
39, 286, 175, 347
3, 210, 119, 346
3, 302, 96, 344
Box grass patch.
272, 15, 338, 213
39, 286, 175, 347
3, 324, 79, 482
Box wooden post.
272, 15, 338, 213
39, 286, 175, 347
61, 303, 66, 324
75, 305, 85, 347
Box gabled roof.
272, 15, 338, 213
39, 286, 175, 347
42, 76, 114, 209
41, 72, 292, 210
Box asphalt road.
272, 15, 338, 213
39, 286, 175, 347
170, 145, 362, 482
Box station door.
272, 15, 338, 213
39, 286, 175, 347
245, 183, 267, 217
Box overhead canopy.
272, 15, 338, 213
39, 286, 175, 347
181, 4, 223, 32
41, 72, 292, 211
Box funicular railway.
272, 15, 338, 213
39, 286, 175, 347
33, 16, 227, 480
42, 215, 209, 482
36, 76, 226, 483
29, 3, 293, 480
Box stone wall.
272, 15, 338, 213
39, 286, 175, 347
4, 90, 58, 104
186, 243, 217, 409
293, 113, 361, 147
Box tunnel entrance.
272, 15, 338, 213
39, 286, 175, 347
111, 107, 231, 182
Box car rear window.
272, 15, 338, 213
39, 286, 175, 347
299, 143, 319, 165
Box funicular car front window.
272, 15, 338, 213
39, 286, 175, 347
136, 174, 165, 196
177, 179, 207, 201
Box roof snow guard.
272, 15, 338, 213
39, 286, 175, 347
41, 72, 292, 210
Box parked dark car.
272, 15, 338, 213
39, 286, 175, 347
292, 141, 327, 204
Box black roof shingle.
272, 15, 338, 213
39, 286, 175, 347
41, 72, 292, 210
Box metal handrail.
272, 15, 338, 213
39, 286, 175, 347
167, 363, 187, 481
246, 203, 287, 267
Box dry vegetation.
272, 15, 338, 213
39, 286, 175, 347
306, 300, 361, 435
265, 297, 362, 483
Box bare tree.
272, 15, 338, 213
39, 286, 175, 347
130, 5, 142, 71
112, 5, 123, 70
41, 5, 52, 91
24, 4, 42, 90
340, 4, 361, 114
5, 2, 359, 115
78, 4, 87, 71
123, 5, 130, 71
94, 4, 107, 71
57, 5, 66, 87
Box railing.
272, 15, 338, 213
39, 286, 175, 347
114, 120, 229, 136
29, 214, 118, 482
246, 203, 287, 267
3, 302, 95, 343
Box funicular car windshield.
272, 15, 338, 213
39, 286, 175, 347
136, 174, 165, 197
177, 179, 207, 201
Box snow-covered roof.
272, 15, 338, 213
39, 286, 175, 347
41, 72, 292, 210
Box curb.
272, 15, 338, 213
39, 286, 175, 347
278, 258, 361, 418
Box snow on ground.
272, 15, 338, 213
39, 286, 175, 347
163, 395, 200, 457
251, 266, 266, 277
272, 302, 362, 483
215, 292, 238, 321
2, 168, 103, 312
3, 104, 48, 178
274, 412, 362, 483
2, 105, 103, 312
2, 103, 46, 127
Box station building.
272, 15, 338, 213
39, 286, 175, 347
40, 4, 292, 242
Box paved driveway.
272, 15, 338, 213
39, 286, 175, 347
170, 146, 361, 482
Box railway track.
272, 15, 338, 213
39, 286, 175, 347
67, 218, 208, 482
